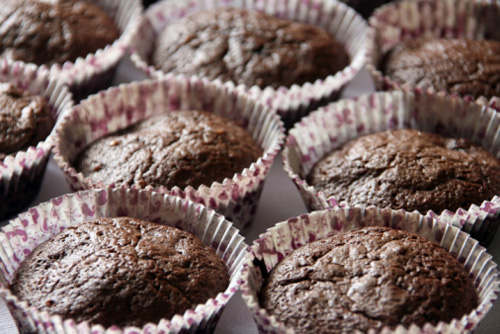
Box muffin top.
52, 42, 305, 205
152, 7, 349, 89
0, 83, 53, 160
307, 128, 500, 214
75, 110, 263, 189
260, 226, 478, 334
382, 38, 500, 99
0, 0, 120, 66
10, 217, 230, 328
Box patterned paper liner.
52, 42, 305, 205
11, 0, 143, 101
282, 90, 500, 246
240, 207, 500, 334
52, 76, 285, 230
0, 186, 249, 334
0, 60, 74, 221
130, 0, 368, 128
366, 0, 500, 113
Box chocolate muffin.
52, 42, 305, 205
0, 83, 53, 160
260, 226, 479, 334
152, 8, 349, 89
382, 38, 500, 99
307, 128, 500, 214
10, 217, 230, 328
0, 0, 120, 66
75, 110, 263, 189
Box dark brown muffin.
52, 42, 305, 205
75, 110, 263, 189
10, 217, 230, 328
383, 38, 500, 99
0, 83, 53, 160
307, 128, 500, 214
260, 226, 478, 334
0, 0, 120, 66
152, 8, 349, 89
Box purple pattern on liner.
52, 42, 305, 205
97, 191, 107, 206
51, 197, 64, 206
29, 208, 39, 225
81, 204, 95, 217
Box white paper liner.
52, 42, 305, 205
239, 207, 500, 334
0, 59, 74, 221
52, 76, 285, 230
130, 0, 368, 127
0, 186, 249, 334
5, 0, 143, 101
282, 90, 500, 246
366, 0, 500, 113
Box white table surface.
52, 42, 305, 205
0, 57, 498, 333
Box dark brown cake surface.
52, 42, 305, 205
0, 0, 120, 66
152, 8, 349, 89
0, 83, 53, 160
383, 38, 500, 99
10, 217, 229, 328
260, 226, 478, 334
307, 128, 500, 214
75, 110, 263, 189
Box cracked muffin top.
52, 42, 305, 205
10, 217, 229, 328
75, 110, 263, 189
152, 7, 349, 89
382, 38, 500, 99
0, 83, 53, 160
260, 226, 478, 334
0, 0, 120, 66
307, 128, 500, 214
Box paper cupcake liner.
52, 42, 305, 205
0, 60, 74, 222
283, 90, 500, 246
240, 207, 500, 334
20, 0, 143, 102
130, 0, 368, 128
366, 0, 500, 113
0, 186, 249, 334
477, 96, 500, 114
52, 76, 285, 230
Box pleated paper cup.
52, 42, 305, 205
130, 0, 368, 128
283, 90, 500, 245
0, 186, 248, 334
366, 0, 500, 112
53, 76, 284, 230
240, 207, 500, 334
0, 60, 73, 221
